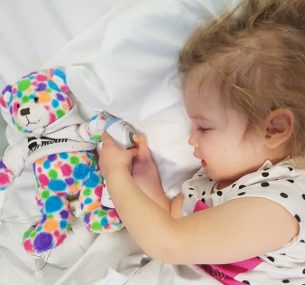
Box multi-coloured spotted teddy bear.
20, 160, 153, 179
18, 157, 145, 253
0, 68, 135, 254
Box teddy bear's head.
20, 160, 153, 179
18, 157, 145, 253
0, 68, 73, 135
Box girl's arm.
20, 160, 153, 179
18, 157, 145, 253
99, 133, 299, 265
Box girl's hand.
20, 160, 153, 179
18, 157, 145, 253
98, 132, 138, 179
132, 135, 162, 194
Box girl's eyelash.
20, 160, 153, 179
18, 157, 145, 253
197, 127, 210, 132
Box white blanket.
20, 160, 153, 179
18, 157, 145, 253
0, 0, 240, 284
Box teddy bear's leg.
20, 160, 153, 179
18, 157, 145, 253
23, 187, 72, 254
79, 167, 123, 233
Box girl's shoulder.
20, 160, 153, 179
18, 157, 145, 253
181, 161, 305, 226
212, 160, 305, 213
222, 160, 305, 201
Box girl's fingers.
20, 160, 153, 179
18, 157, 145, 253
102, 131, 138, 157
128, 147, 139, 158
133, 134, 146, 144
102, 132, 112, 142
134, 135, 151, 161
102, 132, 118, 148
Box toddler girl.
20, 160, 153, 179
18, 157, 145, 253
99, 0, 305, 284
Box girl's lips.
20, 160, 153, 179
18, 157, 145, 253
201, 159, 207, 168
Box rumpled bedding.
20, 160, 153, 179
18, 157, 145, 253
0, 0, 239, 284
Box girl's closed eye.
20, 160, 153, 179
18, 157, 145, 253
197, 126, 211, 132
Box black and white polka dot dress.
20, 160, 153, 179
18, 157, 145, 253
182, 160, 305, 285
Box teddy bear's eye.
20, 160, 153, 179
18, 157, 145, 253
34, 97, 39, 103
16, 103, 20, 109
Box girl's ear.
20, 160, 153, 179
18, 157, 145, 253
263, 108, 294, 149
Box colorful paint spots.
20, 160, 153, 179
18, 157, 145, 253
0, 160, 14, 191
17, 79, 31, 91
0, 69, 73, 134
22, 151, 123, 254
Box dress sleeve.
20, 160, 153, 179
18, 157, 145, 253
224, 174, 305, 264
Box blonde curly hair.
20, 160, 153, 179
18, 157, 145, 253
179, 0, 305, 163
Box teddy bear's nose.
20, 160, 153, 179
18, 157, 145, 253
20, 108, 30, 116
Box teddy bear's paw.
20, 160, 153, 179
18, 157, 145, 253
0, 160, 15, 191
22, 223, 68, 254
83, 207, 123, 233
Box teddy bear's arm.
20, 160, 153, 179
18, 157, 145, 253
0, 142, 27, 190
78, 112, 136, 149
78, 113, 106, 143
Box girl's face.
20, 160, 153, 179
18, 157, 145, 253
184, 73, 268, 187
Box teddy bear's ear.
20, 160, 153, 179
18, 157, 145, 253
48, 68, 70, 94
0, 84, 13, 110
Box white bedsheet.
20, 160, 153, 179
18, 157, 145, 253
0, 0, 239, 284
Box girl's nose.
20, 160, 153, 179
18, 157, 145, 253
188, 133, 198, 147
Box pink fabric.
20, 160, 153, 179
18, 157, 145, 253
194, 200, 262, 285
194, 200, 209, 211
